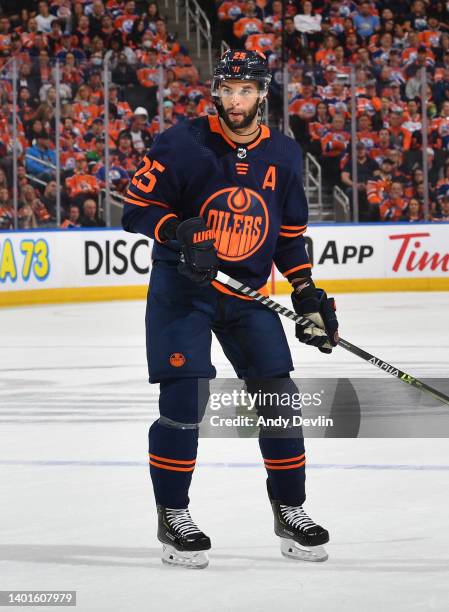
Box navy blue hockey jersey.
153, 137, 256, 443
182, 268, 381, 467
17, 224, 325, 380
121, 114, 311, 292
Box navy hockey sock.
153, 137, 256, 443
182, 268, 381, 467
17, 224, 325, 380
259, 436, 306, 506
148, 378, 209, 508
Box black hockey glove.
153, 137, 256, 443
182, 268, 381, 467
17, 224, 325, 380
176, 217, 219, 286
291, 280, 339, 354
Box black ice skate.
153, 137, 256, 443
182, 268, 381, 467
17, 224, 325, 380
267, 481, 329, 562
157, 505, 211, 569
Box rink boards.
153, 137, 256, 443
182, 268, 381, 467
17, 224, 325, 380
0, 223, 448, 306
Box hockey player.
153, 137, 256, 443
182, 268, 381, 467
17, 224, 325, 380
122, 50, 339, 569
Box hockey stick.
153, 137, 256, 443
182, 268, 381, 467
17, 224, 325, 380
215, 271, 449, 406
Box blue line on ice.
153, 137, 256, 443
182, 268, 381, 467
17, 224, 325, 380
0, 460, 449, 470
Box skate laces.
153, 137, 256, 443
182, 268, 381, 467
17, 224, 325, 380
166, 508, 202, 537
280, 505, 317, 531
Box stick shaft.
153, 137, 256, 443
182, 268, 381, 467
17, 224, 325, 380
215, 271, 449, 406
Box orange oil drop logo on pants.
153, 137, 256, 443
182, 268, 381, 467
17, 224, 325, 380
169, 353, 186, 367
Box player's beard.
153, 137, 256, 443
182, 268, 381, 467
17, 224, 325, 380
221, 98, 260, 133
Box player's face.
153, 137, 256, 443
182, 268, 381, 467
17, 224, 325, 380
219, 80, 261, 131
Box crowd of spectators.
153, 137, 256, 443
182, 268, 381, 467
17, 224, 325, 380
0, 0, 215, 230
1, 0, 449, 229
217, 0, 449, 221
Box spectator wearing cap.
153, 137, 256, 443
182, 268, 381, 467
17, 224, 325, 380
80, 198, 106, 227
56, 32, 86, 63
353, 1, 380, 39
25, 131, 56, 182
341, 142, 379, 221
108, 84, 133, 121
111, 132, 140, 174
121, 107, 153, 154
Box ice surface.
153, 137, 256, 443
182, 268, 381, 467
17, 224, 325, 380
0, 292, 448, 611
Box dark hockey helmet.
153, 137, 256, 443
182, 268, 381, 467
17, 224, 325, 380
211, 50, 272, 103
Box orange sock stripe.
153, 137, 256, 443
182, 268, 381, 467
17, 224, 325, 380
265, 460, 306, 470
149, 453, 196, 465
264, 453, 305, 464
149, 460, 195, 472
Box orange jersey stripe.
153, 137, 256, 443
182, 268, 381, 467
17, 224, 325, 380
149, 453, 196, 465
280, 224, 307, 230
281, 263, 312, 277
264, 460, 306, 470
154, 213, 178, 243
279, 229, 307, 237
124, 194, 170, 209
149, 460, 195, 472
264, 453, 305, 464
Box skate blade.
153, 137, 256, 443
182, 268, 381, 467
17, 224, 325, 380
280, 538, 328, 562
161, 544, 209, 569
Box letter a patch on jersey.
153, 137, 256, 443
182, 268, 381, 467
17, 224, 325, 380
262, 165, 276, 191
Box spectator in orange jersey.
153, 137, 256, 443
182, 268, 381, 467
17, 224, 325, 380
20, 17, 39, 50
370, 128, 392, 166
169, 52, 200, 85
65, 153, 100, 205
245, 30, 276, 54
233, 2, 264, 43
114, 0, 138, 34
72, 85, 100, 124
357, 114, 379, 151
320, 113, 350, 189
367, 157, 394, 219
379, 181, 408, 221
315, 35, 338, 67
218, 1, 245, 23
80, 197, 106, 227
